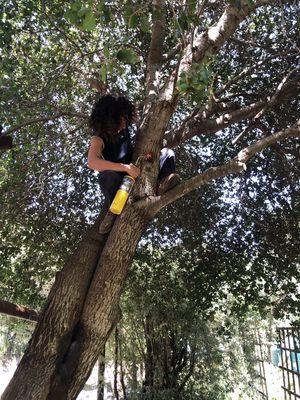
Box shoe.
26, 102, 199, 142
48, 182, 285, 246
157, 173, 181, 195
99, 211, 117, 234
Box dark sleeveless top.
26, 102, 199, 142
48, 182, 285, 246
101, 127, 133, 165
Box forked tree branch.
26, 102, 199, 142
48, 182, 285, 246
252, 67, 300, 121
160, 0, 280, 104
136, 119, 300, 214
164, 71, 299, 148
191, 0, 288, 64
164, 100, 264, 148
137, 0, 282, 154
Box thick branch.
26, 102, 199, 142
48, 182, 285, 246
165, 100, 264, 148
136, 0, 279, 178
143, 0, 166, 111
139, 120, 300, 214
191, 0, 286, 64
191, 2, 254, 64
252, 68, 300, 121
165, 69, 299, 148
0, 299, 39, 322
160, 0, 278, 104
215, 64, 261, 97
162, 43, 182, 63
231, 69, 300, 144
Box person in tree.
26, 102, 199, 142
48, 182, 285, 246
87, 94, 180, 233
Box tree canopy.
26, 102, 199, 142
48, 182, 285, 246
0, 0, 299, 398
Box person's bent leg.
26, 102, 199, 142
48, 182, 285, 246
157, 148, 180, 195
99, 170, 124, 204
158, 148, 176, 181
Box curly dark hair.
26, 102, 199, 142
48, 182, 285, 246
89, 94, 135, 141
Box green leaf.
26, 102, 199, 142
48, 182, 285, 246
103, 46, 110, 59
193, 83, 205, 91
82, 10, 96, 31
107, 61, 114, 74
188, 14, 200, 25
102, 6, 111, 23
70, 1, 82, 12
199, 67, 211, 83
100, 64, 107, 82
97, 2, 111, 23
78, 7, 89, 17
176, 81, 189, 92
187, 0, 197, 14
129, 14, 139, 28
140, 14, 150, 33
115, 48, 139, 64
97, 0, 106, 12
124, 3, 134, 20
177, 13, 189, 31
65, 10, 78, 25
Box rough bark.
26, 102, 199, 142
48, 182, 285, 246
143, 0, 166, 111
2, 81, 167, 400
1, 215, 106, 400
48, 206, 149, 399
2, 205, 148, 400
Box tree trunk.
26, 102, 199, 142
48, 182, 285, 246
2, 206, 149, 400
114, 327, 120, 400
130, 344, 138, 392
143, 314, 156, 398
2, 76, 169, 400
119, 329, 127, 400
97, 345, 105, 400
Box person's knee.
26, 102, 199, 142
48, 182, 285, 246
99, 171, 123, 201
100, 171, 122, 186
160, 148, 175, 159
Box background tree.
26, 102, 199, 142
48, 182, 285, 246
0, 0, 299, 398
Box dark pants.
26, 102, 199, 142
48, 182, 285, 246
99, 148, 176, 205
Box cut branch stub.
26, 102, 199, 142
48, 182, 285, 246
0, 299, 38, 322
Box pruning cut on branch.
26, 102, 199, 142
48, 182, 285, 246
0, 299, 39, 322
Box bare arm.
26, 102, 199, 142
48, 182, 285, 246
87, 136, 140, 178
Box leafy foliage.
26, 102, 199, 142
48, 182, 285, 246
0, 0, 299, 397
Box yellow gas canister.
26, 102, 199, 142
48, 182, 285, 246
109, 175, 136, 215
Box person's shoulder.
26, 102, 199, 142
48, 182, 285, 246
90, 135, 105, 148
